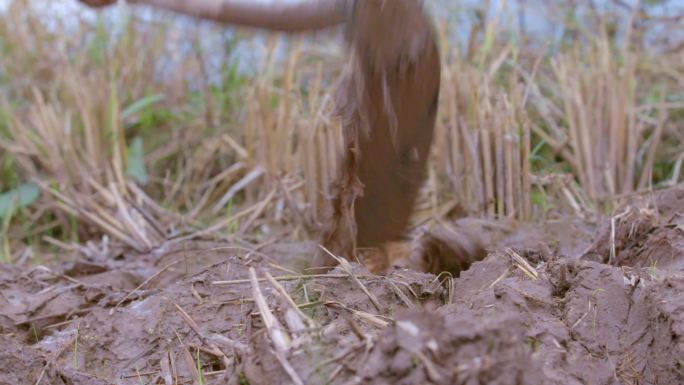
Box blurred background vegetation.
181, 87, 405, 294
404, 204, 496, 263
0, 0, 682, 264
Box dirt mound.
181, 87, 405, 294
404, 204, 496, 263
1, 242, 442, 384
0, 334, 46, 385
581, 187, 684, 273
401, 215, 595, 276
1, 187, 683, 384
354, 308, 545, 385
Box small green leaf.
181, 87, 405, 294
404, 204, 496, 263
127, 136, 148, 185
121, 94, 166, 121
0, 182, 40, 218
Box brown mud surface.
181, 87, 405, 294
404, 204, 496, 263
1, 186, 684, 385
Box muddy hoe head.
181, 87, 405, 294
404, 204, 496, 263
79, 0, 447, 274
315, 0, 441, 272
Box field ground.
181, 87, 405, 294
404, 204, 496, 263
0, 186, 682, 384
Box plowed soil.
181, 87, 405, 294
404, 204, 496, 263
2, 186, 684, 385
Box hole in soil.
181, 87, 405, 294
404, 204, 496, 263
417, 230, 486, 276
210, 361, 223, 372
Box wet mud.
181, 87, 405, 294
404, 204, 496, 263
1, 186, 683, 384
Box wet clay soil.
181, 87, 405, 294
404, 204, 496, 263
1, 186, 684, 384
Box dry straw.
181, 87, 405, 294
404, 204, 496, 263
0, 0, 682, 259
